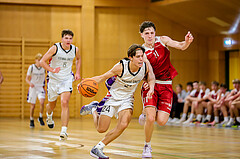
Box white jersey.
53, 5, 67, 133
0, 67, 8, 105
48, 42, 76, 81
109, 59, 146, 100
27, 64, 45, 87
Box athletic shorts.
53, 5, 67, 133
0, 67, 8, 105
141, 81, 173, 114
27, 86, 45, 104
100, 96, 134, 118
47, 78, 73, 102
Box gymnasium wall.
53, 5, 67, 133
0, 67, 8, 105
0, 0, 209, 118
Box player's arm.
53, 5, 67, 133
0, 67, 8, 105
91, 63, 122, 84
160, 31, 194, 50
145, 62, 155, 99
40, 45, 60, 73
225, 90, 235, 101
75, 47, 81, 81
26, 65, 34, 87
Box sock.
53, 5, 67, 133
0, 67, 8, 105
46, 111, 53, 117
145, 141, 151, 147
39, 113, 43, 118
196, 114, 202, 121
61, 126, 67, 133
91, 107, 97, 114
181, 113, 187, 120
214, 116, 219, 123
224, 117, 229, 122
95, 141, 105, 150
189, 113, 194, 120
206, 115, 211, 121
229, 118, 234, 123
30, 117, 34, 120
236, 117, 240, 123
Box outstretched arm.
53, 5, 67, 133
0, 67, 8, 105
161, 31, 194, 50
91, 63, 122, 84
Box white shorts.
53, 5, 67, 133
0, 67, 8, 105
100, 97, 134, 118
47, 78, 73, 102
27, 86, 45, 104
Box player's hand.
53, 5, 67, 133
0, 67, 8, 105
185, 31, 194, 44
142, 82, 149, 90
30, 83, 34, 88
75, 74, 81, 81
52, 67, 60, 73
146, 88, 154, 99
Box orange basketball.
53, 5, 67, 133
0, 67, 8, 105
78, 78, 98, 97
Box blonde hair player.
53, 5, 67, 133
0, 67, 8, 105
26, 53, 46, 128
40, 29, 81, 140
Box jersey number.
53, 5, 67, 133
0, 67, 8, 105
102, 105, 111, 113
63, 62, 67, 68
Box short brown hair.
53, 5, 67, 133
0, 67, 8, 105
62, 29, 74, 37
127, 44, 145, 58
139, 21, 156, 33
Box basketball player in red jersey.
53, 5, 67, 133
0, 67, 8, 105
139, 21, 194, 158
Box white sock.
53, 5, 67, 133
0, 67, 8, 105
30, 117, 34, 120
181, 113, 187, 120
236, 117, 240, 123
145, 141, 151, 147
61, 126, 67, 133
214, 116, 219, 123
39, 113, 43, 118
224, 117, 229, 122
95, 141, 105, 150
229, 118, 234, 123
46, 111, 53, 117
91, 107, 97, 114
206, 115, 211, 121
189, 113, 194, 120
196, 114, 202, 121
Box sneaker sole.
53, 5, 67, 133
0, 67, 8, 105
48, 124, 54, 129
90, 151, 109, 159
30, 126, 35, 128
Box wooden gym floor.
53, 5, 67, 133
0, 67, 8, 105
0, 118, 239, 159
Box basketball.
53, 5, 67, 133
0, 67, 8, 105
78, 78, 98, 97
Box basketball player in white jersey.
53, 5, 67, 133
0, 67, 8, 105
26, 53, 46, 128
80, 44, 155, 159
40, 29, 81, 140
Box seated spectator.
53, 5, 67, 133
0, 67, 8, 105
169, 90, 179, 123
222, 79, 240, 127
185, 81, 210, 125
176, 81, 200, 124
212, 83, 229, 126
170, 84, 188, 123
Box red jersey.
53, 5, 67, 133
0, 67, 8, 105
143, 36, 178, 80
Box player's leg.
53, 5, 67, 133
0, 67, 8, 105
46, 100, 57, 128
59, 91, 71, 140
226, 101, 235, 127
28, 87, 37, 128
38, 98, 45, 126
30, 103, 36, 128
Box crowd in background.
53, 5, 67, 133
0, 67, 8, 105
168, 79, 240, 128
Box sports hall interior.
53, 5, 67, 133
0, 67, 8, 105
0, 0, 239, 158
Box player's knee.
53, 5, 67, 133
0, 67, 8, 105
61, 99, 69, 107
157, 118, 168, 126
118, 121, 129, 131
97, 127, 107, 133
146, 115, 155, 124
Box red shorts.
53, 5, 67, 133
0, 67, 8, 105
141, 82, 173, 114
